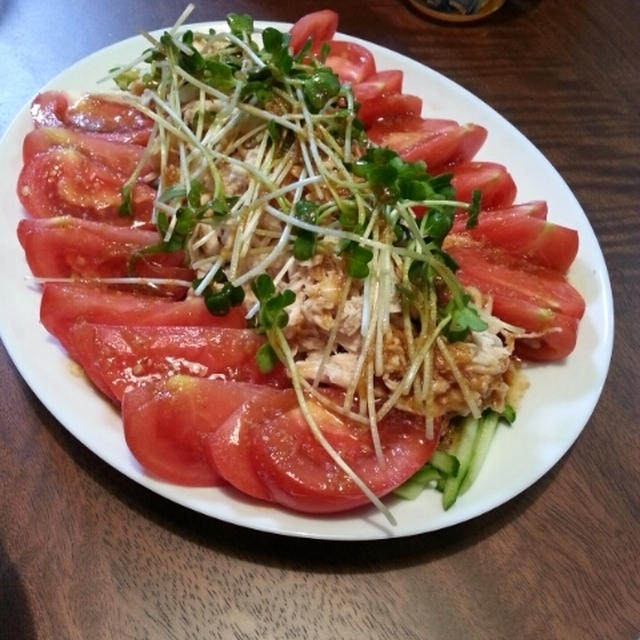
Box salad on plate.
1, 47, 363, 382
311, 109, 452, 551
12, 6, 592, 530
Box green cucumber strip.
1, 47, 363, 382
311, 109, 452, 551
393, 465, 441, 500
459, 411, 500, 495
430, 449, 460, 476
442, 415, 478, 510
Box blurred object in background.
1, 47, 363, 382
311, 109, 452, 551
407, 0, 506, 22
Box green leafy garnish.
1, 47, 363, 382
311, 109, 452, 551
442, 294, 488, 342
303, 68, 341, 112
227, 13, 253, 37
292, 200, 319, 261
251, 274, 296, 331
119, 184, 133, 216
195, 271, 245, 316
465, 189, 482, 229
256, 342, 279, 373
343, 243, 374, 279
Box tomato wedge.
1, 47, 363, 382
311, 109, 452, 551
446, 241, 584, 360
367, 115, 458, 141
325, 40, 376, 84
17, 217, 191, 282
40, 282, 247, 360
31, 91, 153, 145
352, 70, 403, 104
448, 242, 585, 319
251, 394, 442, 514
31, 91, 68, 128
489, 295, 579, 361
204, 388, 298, 501
451, 201, 548, 233
464, 214, 578, 273
17, 148, 155, 224
23, 127, 156, 179
450, 161, 517, 209
289, 9, 339, 55
358, 93, 423, 128
65, 93, 153, 135
371, 123, 487, 172
66, 323, 289, 403
122, 376, 272, 486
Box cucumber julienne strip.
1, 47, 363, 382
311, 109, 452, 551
442, 415, 478, 510
459, 411, 500, 496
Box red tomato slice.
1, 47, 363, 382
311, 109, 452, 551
324, 40, 376, 85
466, 215, 578, 273
447, 242, 585, 319
251, 394, 441, 514
204, 388, 298, 501
451, 161, 517, 209
289, 9, 339, 55
31, 91, 68, 128
30, 91, 151, 144
446, 242, 584, 361
66, 323, 290, 403
488, 295, 579, 361
372, 123, 488, 172
358, 93, 423, 128
367, 115, 458, 143
40, 282, 247, 360
65, 94, 153, 135
23, 128, 156, 179
122, 376, 271, 486
17, 217, 190, 282
451, 201, 548, 233
352, 70, 403, 103
17, 148, 155, 224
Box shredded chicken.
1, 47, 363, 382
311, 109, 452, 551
168, 53, 524, 425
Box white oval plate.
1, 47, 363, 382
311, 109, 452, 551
0, 21, 614, 540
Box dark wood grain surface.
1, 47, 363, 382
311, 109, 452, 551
1, 1, 639, 638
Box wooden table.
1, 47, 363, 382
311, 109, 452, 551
2, 1, 638, 638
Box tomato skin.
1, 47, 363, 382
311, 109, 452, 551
65, 94, 153, 135
251, 394, 442, 514
17, 148, 155, 224
66, 323, 290, 403
372, 123, 487, 173
17, 217, 189, 282
289, 9, 339, 55
465, 214, 578, 273
31, 91, 68, 128
325, 40, 376, 84
352, 70, 403, 103
446, 241, 584, 360
40, 283, 247, 361
489, 295, 579, 361
23, 127, 156, 179
448, 241, 585, 319
451, 201, 548, 233
367, 115, 457, 143
122, 376, 270, 486
31, 91, 152, 144
450, 161, 517, 209
204, 388, 298, 501
358, 93, 423, 128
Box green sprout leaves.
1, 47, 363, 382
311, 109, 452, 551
292, 200, 319, 261
251, 274, 296, 331
195, 271, 245, 316
251, 274, 296, 372
442, 294, 488, 342
303, 68, 341, 112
